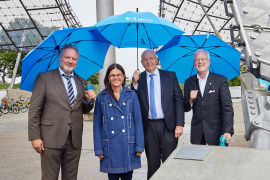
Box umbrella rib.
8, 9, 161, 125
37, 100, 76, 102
119, 23, 132, 48
79, 55, 103, 68
141, 23, 154, 49
21, 50, 55, 85
209, 51, 240, 74
166, 51, 194, 70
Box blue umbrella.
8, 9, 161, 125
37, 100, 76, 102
20, 26, 111, 92
157, 34, 241, 84
95, 11, 185, 68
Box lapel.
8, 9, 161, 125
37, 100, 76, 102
52, 69, 71, 106
140, 71, 149, 105
118, 88, 130, 108
159, 69, 166, 104
73, 73, 84, 108
103, 90, 123, 113
203, 72, 215, 98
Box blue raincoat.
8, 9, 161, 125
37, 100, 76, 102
93, 86, 144, 173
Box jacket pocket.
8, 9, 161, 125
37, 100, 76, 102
102, 139, 109, 158
128, 136, 135, 156
213, 119, 222, 125
41, 120, 53, 126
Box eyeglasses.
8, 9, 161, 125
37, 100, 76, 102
142, 57, 156, 62
109, 73, 123, 79
194, 57, 209, 62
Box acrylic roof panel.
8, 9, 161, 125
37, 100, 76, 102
160, 0, 234, 42
0, 0, 81, 52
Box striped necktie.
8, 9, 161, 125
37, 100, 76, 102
63, 74, 75, 107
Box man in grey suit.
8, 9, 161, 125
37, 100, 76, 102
131, 49, 185, 179
28, 44, 96, 180
184, 49, 234, 145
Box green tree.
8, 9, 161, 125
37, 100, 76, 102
0, 51, 26, 83
87, 73, 99, 85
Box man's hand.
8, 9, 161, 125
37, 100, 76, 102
98, 154, 104, 160
32, 139, 44, 155
223, 133, 232, 144
136, 152, 142, 156
189, 90, 198, 103
175, 125, 183, 139
133, 70, 140, 86
85, 90, 96, 102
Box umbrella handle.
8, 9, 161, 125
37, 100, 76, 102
74, 71, 94, 104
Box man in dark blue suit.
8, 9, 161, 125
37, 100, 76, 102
184, 49, 234, 146
131, 49, 184, 179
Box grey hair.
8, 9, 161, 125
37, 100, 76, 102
193, 49, 210, 60
141, 49, 157, 59
59, 44, 79, 57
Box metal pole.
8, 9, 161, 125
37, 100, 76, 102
9, 30, 26, 89
96, 0, 116, 92
197, 0, 223, 40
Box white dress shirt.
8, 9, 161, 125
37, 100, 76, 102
197, 71, 209, 97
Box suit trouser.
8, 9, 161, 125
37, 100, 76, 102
144, 120, 178, 180
41, 131, 81, 180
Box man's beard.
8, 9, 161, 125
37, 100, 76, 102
61, 65, 74, 74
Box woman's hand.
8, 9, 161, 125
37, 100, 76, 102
98, 154, 104, 160
136, 152, 142, 156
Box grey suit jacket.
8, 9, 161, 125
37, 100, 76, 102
184, 72, 234, 145
28, 68, 93, 149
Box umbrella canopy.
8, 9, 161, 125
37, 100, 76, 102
157, 34, 241, 84
20, 26, 111, 92
95, 11, 184, 49
95, 11, 185, 68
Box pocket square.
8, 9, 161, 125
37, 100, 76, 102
209, 90, 215, 93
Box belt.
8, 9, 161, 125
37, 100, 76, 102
149, 118, 165, 121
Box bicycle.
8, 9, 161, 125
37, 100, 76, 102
14, 97, 30, 113
1, 99, 17, 114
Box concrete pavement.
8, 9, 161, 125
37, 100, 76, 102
0, 101, 247, 180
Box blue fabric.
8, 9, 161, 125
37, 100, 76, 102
157, 33, 241, 84
149, 74, 157, 119
20, 26, 111, 92
95, 11, 185, 49
93, 86, 144, 173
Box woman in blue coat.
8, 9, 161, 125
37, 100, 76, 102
93, 63, 144, 180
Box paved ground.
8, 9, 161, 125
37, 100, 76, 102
0, 101, 247, 180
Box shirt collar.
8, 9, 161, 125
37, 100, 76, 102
146, 68, 159, 77
197, 71, 209, 81
59, 67, 74, 77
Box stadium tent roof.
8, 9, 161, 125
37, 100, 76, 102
0, 0, 81, 53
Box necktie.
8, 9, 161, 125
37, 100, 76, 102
63, 74, 75, 107
149, 74, 157, 119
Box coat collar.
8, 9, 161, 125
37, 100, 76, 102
101, 86, 132, 114
203, 72, 215, 98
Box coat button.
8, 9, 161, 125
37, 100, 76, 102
111, 131, 114, 134
111, 117, 114, 120
109, 104, 112, 106
122, 129, 125, 132
121, 116, 124, 119
123, 103, 126, 105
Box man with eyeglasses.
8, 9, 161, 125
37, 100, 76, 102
131, 49, 184, 179
184, 49, 234, 146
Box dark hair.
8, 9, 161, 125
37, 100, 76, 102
59, 44, 79, 57
104, 63, 126, 102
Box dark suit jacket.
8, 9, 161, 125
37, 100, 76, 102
131, 69, 184, 133
28, 68, 93, 149
184, 72, 234, 145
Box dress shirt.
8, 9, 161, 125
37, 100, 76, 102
197, 71, 209, 97
133, 68, 164, 119
59, 67, 78, 99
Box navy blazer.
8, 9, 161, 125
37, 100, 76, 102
184, 72, 234, 145
131, 69, 185, 133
